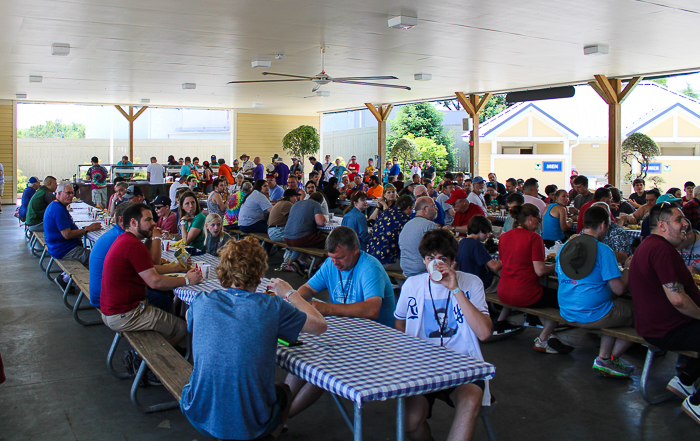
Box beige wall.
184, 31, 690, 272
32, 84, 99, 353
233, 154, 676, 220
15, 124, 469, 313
0, 102, 15, 202
493, 155, 568, 189
323, 127, 377, 165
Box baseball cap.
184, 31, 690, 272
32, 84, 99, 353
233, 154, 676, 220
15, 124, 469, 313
266, 173, 276, 179
486, 182, 496, 189
151, 195, 171, 207
445, 189, 468, 204
291, 157, 299, 161
657, 194, 681, 203
472, 176, 485, 184
123, 185, 144, 200
28, 176, 40, 184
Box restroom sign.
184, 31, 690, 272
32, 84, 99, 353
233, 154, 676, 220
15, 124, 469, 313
542, 161, 563, 172
642, 163, 662, 174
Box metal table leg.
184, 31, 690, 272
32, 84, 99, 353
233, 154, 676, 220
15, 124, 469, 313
107, 333, 131, 379
354, 401, 362, 441
331, 394, 354, 433
396, 397, 405, 441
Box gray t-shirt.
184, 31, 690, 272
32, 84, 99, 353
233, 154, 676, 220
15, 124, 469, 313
436, 193, 454, 226
146, 163, 165, 184
399, 216, 438, 277
284, 199, 323, 239
574, 192, 594, 209
238, 190, 272, 226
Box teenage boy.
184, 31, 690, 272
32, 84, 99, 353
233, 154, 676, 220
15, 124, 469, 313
395, 229, 492, 441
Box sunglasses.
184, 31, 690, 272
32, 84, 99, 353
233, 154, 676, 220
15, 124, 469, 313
154, 205, 166, 210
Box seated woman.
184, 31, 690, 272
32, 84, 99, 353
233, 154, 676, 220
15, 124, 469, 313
178, 191, 207, 251
180, 237, 326, 441
367, 195, 413, 271
369, 184, 397, 222
203, 213, 232, 256
341, 192, 370, 251
238, 179, 272, 234
542, 189, 572, 247
496, 203, 573, 353
230, 173, 244, 194
456, 215, 502, 290
224, 181, 252, 228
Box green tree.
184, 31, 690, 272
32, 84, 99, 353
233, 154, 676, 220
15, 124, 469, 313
282, 125, 320, 165
651, 77, 668, 87
680, 82, 699, 99
390, 137, 418, 170
388, 103, 454, 170
437, 94, 512, 123
407, 134, 449, 171
622, 132, 661, 182
17, 119, 86, 138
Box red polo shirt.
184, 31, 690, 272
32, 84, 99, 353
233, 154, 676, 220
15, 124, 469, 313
453, 203, 485, 227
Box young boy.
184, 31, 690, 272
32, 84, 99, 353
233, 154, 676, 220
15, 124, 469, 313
394, 229, 492, 441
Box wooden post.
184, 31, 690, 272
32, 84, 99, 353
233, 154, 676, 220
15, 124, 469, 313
365, 103, 393, 164
589, 75, 641, 188
115, 105, 148, 161
455, 92, 492, 176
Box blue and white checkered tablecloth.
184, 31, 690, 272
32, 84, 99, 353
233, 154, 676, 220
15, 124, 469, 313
493, 215, 507, 223
277, 315, 495, 405
318, 219, 343, 231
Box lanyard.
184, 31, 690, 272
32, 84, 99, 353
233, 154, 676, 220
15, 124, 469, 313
427, 280, 451, 347
337, 266, 356, 304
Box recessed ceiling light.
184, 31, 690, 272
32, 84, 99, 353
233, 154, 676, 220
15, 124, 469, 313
182, 83, 196, 89
388, 15, 417, 30
140, 99, 150, 104
252, 60, 272, 68
29, 75, 43, 83
252, 102, 264, 108
51, 43, 70, 56
16, 93, 27, 99
584, 44, 609, 56
275, 53, 285, 60
316, 91, 330, 97
414, 73, 432, 81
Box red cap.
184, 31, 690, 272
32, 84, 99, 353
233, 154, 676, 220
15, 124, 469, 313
445, 189, 468, 205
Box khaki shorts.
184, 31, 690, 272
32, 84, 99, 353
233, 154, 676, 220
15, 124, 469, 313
569, 298, 634, 329
101, 301, 183, 340
92, 187, 108, 206
0, 181, 4, 198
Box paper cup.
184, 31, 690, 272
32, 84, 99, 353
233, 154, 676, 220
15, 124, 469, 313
200, 264, 211, 279
427, 259, 443, 282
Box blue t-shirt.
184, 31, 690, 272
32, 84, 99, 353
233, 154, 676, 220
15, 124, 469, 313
116, 160, 133, 177
556, 239, 621, 323
253, 164, 265, 182
88, 225, 124, 308
308, 251, 396, 327
284, 199, 323, 239
389, 164, 401, 177
341, 207, 369, 250
181, 289, 306, 440
456, 238, 494, 288
268, 185, 284, 202
180, 163, 196, 177
43, 201, 81, 259
19, 186, 36, 218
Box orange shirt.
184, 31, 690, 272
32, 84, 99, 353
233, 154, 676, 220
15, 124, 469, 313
218, 164, 235, 185
367, 184, 384, 199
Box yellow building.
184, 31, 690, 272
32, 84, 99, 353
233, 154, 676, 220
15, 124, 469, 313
476, 82, 700, 195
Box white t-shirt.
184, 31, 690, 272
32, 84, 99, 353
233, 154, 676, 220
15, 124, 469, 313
394, 271, 491, 406
322, 161, 335, 182
410, 166, 422, 178
467, 192, 487, 213
146, 163, 165, 184
680, 232, 700, 271
169, 182, 187, 210
523, 195, 546, 215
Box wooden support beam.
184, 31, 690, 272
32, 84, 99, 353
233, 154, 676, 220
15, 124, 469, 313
455, 92, 492, 177
115, 105, 148, 162
618, 77, 642, 103
365, 103, 393, 164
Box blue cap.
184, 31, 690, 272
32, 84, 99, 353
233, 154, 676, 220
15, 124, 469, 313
28, 177, 40, 184
472, 176, 486, 184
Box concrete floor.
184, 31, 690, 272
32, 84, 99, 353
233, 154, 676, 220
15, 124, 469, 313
0, 211, 697, 441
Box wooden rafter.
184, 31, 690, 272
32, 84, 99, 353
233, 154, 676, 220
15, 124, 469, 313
454, 91, 493, 177
115, 105, 148, 161
365, 103, 393, 162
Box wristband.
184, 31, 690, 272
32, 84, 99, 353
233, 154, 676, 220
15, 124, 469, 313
285, 290, 296, 299
152, 236, 162, 241
184, 275, 190, 286
451, 287, 461, 296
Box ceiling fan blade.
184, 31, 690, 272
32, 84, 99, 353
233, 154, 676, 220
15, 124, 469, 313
330, 76, 399, 81
312, 83, 321, 92
332, 80, 411, 90
227, 79, 310, 84
261, 72, 316, 80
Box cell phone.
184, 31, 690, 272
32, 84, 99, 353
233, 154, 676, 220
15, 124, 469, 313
278, 338, 303, 347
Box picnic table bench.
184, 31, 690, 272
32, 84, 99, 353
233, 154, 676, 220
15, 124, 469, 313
484, 291, 698, 404
50, 258, 102, 326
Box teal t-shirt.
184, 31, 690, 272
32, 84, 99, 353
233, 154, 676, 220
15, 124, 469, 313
186, 212, 206, 251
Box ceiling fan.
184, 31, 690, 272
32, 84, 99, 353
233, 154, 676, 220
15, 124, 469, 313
228, 47, 411, 91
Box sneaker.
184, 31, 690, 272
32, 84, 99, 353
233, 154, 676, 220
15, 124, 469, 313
523, 314, 543, 328
121, 350, 136, 377
682, 396, 700, 426
592, 356, 634, 378
146, 369, 163, 387
493, 320, 524, 335
534, 337, 574, 354
290, 261, 305, 277
667, 376, 698, 398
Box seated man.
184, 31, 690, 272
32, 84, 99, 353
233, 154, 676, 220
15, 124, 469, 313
630, 188, 660, 223
108, 181, 129, 216
442, 189, 485, 236
181, 237, 326, 441
286, 175, 307, 200
100, 204, 203, 346
44, 182, 102, 266
629, 202, 700, 425
556, 206, 635, 378
19, 177, 41, 221
395, 229, 492, 441
285, 227, 396, 418
414, 184, 445, 226
26, 176, 58, 232
399, 196, 439, 277
366, 175, 384, 199
456, 215, 502, 290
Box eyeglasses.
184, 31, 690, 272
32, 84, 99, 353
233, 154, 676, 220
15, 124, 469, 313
154, 205, 165, 210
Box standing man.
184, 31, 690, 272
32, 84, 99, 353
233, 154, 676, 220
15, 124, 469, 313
364, 158, 376, 184
522, 178, 547, 215
26, 176, 58, 232
436, 181, 456, 226
284, 227, 396, 418
180, 157, 198, 180
19, 177, 41, 221
274, 156, 290, 188
251, 157, 265, 182
421, 159, 435, 181
309, 157, 323, 185
399, 196, 439, 277
240, 154, 255, 180
86, 156, 109, 209
289, 157, 303, 180
467, 176, 488, 213
267, 174, 284, 202
146, 156, 166, 199
169, 175, 188, 211
346, 156, 360, 181
116, 155, 134, 179
217, 158, 235, 186
321, 154, 334, 187
488, 172, 507, 196
629, 203, 700, 424
389, 156, 401, 179
409, 159, 421, 180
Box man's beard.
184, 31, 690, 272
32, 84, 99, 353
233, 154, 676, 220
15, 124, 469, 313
137, 225, 154, 239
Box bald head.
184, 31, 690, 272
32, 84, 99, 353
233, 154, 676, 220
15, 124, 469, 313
413, 185, 428, 198
414, 196, 434, 212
